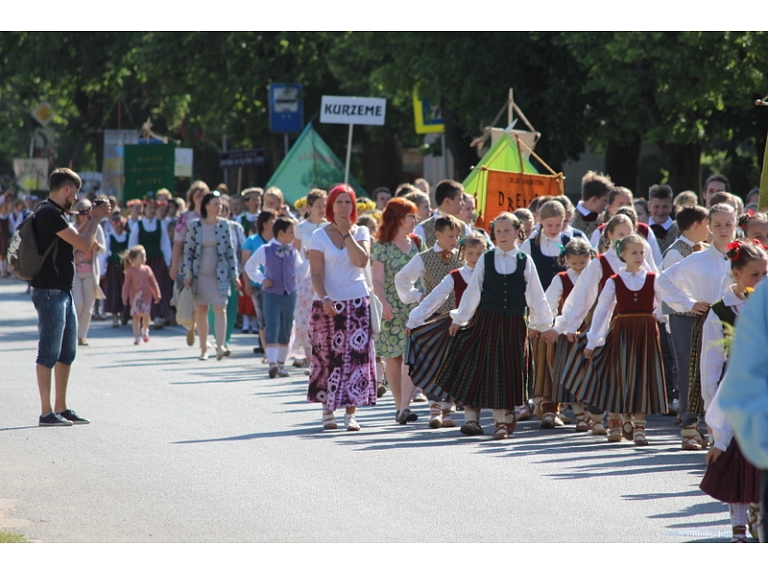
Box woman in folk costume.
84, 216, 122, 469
423, 212, 555, 440
580, 234, 668, 445
404, 232, 487, 429
128, 199, 173, 328
699, 240, 767, 542
557, 214, 656, 435
103, 212, 130, 327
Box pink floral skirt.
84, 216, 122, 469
307, 297, 377, 412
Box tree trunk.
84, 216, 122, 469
604, 136, 642, 192
663, 142, 702, 194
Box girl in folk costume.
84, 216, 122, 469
657, 203, 737, 451
423, 212, 555, 440
520, 200, 572, 428
289, 189, 328, 371
740, 211, 768, 246
580, 234, 668, 445
699, 240, 768, 542
103, 213, 130, 327
540, 237, 594, 431
128, 199, 173, 328
594, 207, 659, 269
245, 217, 302, 378
404, 232, 488, 429
557, 214, 655, 435
121, 245, 161, 345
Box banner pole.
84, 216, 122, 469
345, 124, 353, 184
441, 132, 448, 179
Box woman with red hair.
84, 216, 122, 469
372, 197, 425, 424
307, 184, 377, 432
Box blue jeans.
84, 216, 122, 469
31, 288, 77, 368
263, 291, 297, 345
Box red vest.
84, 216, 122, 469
450, 269, 468, 307
597, 254, 616, 291
613, 273, 655, 314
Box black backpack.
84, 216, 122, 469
7, 203, 59, 281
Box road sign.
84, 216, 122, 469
320, 96, 386, 126
219, 148, 265, 169
413, 89, 444, 134
31, 102, 55, 127
269, 83, 304, 133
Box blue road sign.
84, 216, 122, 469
269, 83, 304, 133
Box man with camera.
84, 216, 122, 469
31, 168, 111, 427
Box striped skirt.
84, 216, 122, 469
422, 310, 529, 410
405, 313, 452, 389
307, 297, 377, 411
550, 334, 580, 403
147, 256, 172, 320
686, 312, 708, 416
531, 336, 556, 400
572, 313, 667, 414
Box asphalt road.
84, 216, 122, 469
0, 278, 736, 543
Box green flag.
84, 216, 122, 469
463, 133, 538, 211
266, 123, 366, 204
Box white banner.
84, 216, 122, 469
175, 148, 193, 177
320, 96, 386, 126
14, 158, 49, 191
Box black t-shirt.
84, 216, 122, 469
30, 199, 75, 291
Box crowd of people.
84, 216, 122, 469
9, 167, 768, 542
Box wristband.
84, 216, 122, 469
322, 296, 332, 301
342, 233, 351, 240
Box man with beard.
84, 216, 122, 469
31, 168, 111, 427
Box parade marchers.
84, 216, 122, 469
2, 169, 766, 543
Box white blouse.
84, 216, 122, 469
295, 219, 328, 253
128, 217, 172, 267
657, 243, 730, 313
700, 286, 746, 412
406, 264, 473, 329
395, 244, 457, 304
546, 268, 582, 334
558, 250, 656, 335
449, 246, 552, 331
521, 234, 563, 257
309, 224, 370, 301
586, 268, 664, 350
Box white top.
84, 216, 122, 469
414, 210, 472, 244
128, 216, 172, 267
657, 243, 730, 313
449, 246, 552, 331
309, 224, 370, 301
244, 240, 303, 286
586, 269, 664, 349
294, 219, 328, 253
558, 249, 656, 334
546, 268, 582, 333
406, 264, 473, 328
705, 386, 734, 452
394, 244, 457, 304
700, 286, 746, 412
589, 225, 663, 266
520, 234, 563, 257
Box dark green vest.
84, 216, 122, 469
477, 250, 527, 317
138, 220, 162, 259
107, 233, 129, 264
710, 299, 736, 328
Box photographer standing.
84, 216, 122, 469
31, 168, 111, 427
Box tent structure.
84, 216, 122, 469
266, 123, 366, 204
463, 132, 539, 209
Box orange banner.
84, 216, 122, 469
478, 169, 564, 231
